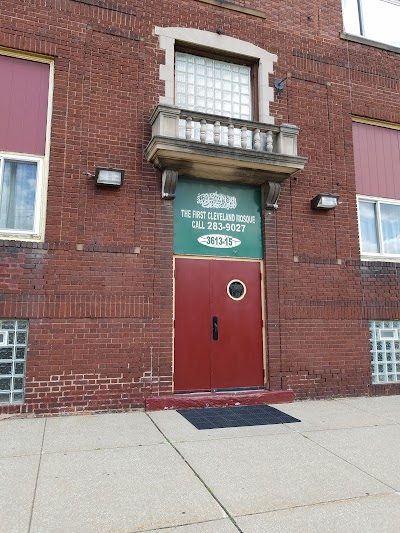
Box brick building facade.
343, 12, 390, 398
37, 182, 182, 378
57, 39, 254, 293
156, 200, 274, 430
1, 0, 400, 414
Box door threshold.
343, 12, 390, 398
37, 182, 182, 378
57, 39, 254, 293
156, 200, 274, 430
212, 387, 264, 393
174, 387, 264, 395
145, 389, 294, 411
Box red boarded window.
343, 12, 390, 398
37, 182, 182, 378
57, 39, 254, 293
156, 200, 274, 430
353, 122, 400, 200
0, 55, 50, 156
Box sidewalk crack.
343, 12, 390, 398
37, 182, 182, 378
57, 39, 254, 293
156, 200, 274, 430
300, 432, 399, 493
27, 418, 47, 533
146, 412, 243, 533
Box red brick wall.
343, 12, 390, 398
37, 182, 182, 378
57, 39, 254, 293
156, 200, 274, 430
1, 0, 400, 413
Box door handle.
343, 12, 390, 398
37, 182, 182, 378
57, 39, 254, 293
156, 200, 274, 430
212, 316, 218, 341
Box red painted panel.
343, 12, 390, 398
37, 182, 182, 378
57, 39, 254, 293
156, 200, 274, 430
210, 260, 264, 389
174, 258, 211, 392
353, 122, 400, 199
0, 55, 50, 155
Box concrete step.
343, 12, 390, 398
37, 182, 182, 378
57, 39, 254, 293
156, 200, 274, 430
146, 389, 294, 411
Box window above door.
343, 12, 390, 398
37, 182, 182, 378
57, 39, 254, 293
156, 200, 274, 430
175, 52, 253, 121
155, 27, 274, 123
145, 27, 307, 202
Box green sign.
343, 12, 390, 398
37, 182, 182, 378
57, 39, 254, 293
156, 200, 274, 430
174, 179, 263, 258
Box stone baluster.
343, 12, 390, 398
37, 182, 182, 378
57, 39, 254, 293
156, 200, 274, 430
241, 126, 248, 149
185, 116, 193, 140
266, 130, 273, 153
200, 119, 207, 143
228, 123, 235, 147
254, 129, 261, 151
214, 121, 221, 145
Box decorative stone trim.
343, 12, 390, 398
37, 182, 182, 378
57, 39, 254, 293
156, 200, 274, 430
340, 32, 400, 55
0, 240, 140, 254
72, 0, 137, 15
161, 169, 178, 199
263, 182, 280, 210
194, 0, 266, 18
154, 27, 277, 124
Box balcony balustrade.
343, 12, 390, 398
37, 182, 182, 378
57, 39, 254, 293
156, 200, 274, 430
145, 105, 307, 207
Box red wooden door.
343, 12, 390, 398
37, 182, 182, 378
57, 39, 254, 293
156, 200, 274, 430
174, 259, 211, 392
174, 258, 264, 392
210, 260, 264, 390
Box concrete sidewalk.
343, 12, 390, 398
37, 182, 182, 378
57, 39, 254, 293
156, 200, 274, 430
1, 396, 400, 533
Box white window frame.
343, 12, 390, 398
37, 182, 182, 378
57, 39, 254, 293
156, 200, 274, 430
0, 48, 54, 242
342, 0, 400, 49
357, 195, 400, 260
0, 153, 44, 238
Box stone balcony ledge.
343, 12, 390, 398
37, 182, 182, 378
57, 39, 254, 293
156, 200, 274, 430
145, 105, 307, 205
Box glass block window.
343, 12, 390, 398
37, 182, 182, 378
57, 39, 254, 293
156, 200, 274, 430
175, 52, 252, 120
175, 52, 253, 147
369, 320, 400, 384
0, 319, 28, 404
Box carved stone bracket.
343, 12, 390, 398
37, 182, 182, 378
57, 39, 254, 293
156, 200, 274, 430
263, 181, 281, 210
161, 169, 178, 200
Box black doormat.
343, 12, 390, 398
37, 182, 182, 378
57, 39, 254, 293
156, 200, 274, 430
177, 404, 301, 430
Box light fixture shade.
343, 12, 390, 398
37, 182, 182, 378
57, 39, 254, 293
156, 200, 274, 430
95, 167, 124, 187
311, 193, 339, 210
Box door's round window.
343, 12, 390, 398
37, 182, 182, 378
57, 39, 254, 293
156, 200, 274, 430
227, 280, 246, 301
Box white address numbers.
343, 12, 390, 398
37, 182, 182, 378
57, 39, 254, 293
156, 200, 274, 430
198, 234, 241, 249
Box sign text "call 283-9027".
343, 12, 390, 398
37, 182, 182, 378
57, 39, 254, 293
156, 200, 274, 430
181, 209, 256, 232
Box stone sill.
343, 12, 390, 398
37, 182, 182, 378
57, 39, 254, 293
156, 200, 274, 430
361, 256, 400, 265
340, 32, 400, 54
194, 0, 266, 18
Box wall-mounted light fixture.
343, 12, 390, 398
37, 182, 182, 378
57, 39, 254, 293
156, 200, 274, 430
311, 193, 339, 210
95, 167, 124, 187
